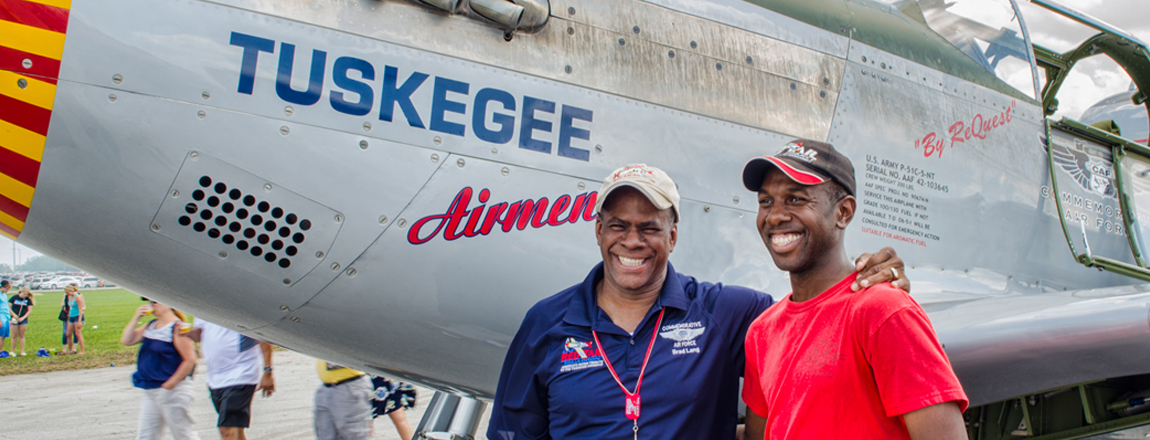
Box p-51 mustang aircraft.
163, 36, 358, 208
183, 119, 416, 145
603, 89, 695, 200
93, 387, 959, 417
3, 0, 1150, 437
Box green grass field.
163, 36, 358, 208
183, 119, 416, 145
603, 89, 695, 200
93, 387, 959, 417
0, 289, 150, 376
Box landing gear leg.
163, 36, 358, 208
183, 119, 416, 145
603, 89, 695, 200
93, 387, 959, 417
413, 390, 487, 440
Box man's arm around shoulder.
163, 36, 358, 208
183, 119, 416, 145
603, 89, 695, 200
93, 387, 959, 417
904, 401, 966, 440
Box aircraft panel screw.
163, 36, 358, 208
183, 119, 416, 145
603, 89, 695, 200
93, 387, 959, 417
316, 251, 325, 259
457, 158, 465, 168
346, 268, 357, 277
704, 205, 711, 212
567, 27, 574, 35
170, 190, 179, 197
112, 74, 123, 84
331, 262, 341, 271
733, 196, 740, 204
491, 148, 498, 155
284, 106, 294, 116
820, 91, 827, 98
715, 62, 722, 70
823, 78, 830, 86
197, 110, 206, 119
618, 38, 625, 46
334, 214, 343, 223
16, 78, 27, 89
280, 126, 290, 135
363, 122, 372, 132
359, 140, 368, 150
745, 56, 753, 64
264, 184, 273, 191
595, 144, 603, 153
218, 251, 227, 258
290, 316, 300, 323
280, 305, 289, 311
578, 182, 586, 190
152, 224, 161, 231
861, 56, 867, 62
567, 6, 575, 15
108, 94, 117, 102
690, 40, 697, 49
738, 213, 743, 218
202, 91, 211, 100
790, 82, 796, 90
668, 50, 675, 58
632, 26, 640, 34
21, 58, 31, 69
501, 167, 510, 176
430, 154, 440, 163
190, 152, 199, 159
398, 219, 407, 228
379, 215, 388, 224
433, 136, 442, 145
564, 65, 572, 74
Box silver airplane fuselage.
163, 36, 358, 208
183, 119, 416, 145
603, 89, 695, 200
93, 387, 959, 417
5, 0, 1150, 431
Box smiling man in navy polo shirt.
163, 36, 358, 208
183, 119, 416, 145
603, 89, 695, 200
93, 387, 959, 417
488, 164, 909, 440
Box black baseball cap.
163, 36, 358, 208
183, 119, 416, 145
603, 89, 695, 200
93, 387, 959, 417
1, 280, 9, 288
741, 139, 856, 196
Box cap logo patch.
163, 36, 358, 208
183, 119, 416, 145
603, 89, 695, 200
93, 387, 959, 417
776, 142, 818, 164
610, 164, 656, 184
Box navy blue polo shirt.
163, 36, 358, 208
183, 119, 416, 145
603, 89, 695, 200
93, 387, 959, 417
489, 262, 774, 440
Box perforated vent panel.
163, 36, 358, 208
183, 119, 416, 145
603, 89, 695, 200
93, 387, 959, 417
152, 152, 342, 285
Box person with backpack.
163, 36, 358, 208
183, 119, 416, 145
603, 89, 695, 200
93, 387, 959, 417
121, 298, 200, 440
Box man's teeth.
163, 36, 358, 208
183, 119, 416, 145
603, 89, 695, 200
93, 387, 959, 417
771, 234, 800, 247
619, 256, 645, 267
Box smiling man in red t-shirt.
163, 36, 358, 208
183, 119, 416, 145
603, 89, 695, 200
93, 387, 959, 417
740, 139, 968, 440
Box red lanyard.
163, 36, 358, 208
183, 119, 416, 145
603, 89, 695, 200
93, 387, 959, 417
591, 307, 665, 422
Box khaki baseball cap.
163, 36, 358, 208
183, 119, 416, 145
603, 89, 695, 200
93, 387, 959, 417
595, 164, 681, 223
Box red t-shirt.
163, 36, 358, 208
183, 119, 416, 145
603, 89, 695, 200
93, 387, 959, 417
743, 273, 968, 439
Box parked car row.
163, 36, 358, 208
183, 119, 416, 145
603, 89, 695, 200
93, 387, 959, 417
2, 273, 115, 290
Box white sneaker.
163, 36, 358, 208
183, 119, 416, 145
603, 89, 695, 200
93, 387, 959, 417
19, 352, 26, 356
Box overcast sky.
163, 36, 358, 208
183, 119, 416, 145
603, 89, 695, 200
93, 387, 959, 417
0, 0, 1145, 271
1018, 0, 1150, 120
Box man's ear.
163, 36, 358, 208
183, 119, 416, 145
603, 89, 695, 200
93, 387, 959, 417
668, 222, 678, 253
595, 218, 604, 243
836, 196, 856, 229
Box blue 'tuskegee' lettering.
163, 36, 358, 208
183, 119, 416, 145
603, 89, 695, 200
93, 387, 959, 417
330, 56, 375, 116
228, 31, 595, 162
275, 43, 326, 106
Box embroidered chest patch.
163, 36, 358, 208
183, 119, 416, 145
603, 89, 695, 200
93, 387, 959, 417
660, 321, 706, 356
559, 337, 604, 372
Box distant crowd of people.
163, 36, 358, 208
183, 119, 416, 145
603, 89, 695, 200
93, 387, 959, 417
0, 279, 86, 357
122, 298, 415, 440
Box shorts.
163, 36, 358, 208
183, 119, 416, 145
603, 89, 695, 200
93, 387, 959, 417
370, 377, 416, 417
210, 384, 256, 428
14, 318, 27, 325
67, 315, 81, 323
0, 320, 8, 338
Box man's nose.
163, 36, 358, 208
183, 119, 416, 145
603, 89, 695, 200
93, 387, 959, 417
765, 206, 790, 226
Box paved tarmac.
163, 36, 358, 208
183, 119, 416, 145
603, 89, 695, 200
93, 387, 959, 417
1, 350, 491, 439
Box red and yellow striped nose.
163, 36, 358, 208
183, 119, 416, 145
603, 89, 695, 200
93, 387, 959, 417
0, 0, 69, 239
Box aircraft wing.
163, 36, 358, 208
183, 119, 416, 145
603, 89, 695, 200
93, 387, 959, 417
923, 285, 1150, 405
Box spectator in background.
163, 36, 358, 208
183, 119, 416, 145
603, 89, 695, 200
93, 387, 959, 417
314, 361, 373, 440
9, 285, 33, 356
0, 280, 10, 357
62, 284, 85, 355
121, 298, 200, 440
370, 377, 416, 440
184, 319, 275, 440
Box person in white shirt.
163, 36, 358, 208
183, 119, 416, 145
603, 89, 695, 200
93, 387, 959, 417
185, 319, 275, 440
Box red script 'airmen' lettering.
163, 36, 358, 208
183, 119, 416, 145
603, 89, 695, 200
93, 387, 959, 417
408, 187, 598, 244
